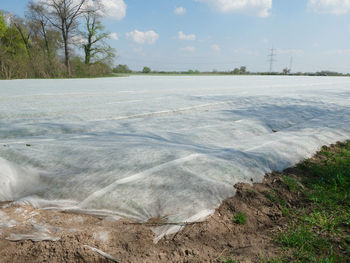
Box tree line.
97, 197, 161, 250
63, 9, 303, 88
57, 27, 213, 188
113, 64, 349, 77
0, 0, 115, 79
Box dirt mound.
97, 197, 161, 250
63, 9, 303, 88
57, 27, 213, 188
0, 171, 300, 263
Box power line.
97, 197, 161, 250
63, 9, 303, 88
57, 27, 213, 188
267, 47, 277, 73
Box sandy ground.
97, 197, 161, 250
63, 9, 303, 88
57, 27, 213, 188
0, 168, 303, 263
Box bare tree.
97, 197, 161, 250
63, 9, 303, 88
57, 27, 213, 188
27, 2, 52, 64
39, 0, 86, 77
26, 1, 61, 77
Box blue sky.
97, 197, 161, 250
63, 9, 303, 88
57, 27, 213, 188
1, 0, 350, 72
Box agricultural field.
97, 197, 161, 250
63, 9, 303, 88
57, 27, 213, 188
1, 75, 350, 243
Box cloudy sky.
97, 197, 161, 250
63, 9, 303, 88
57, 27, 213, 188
2, 0, 350, 72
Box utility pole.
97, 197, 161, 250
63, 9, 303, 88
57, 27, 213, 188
268, 47, 276, 73
289, 56, 293, 73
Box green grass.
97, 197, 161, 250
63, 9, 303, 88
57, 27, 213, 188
232, 212, 247, 225
276, 224, 335, 262
273, 141, 350, 263
280, 204, 290, 217
282, 176, 300, 193
223, 142, 350, 262
222, 259, 238, 263
262, 190, 290, 217
263, 190, 278, 203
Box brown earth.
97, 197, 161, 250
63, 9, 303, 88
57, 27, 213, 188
0, 169, 303, 263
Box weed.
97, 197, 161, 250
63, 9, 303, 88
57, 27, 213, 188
233, 212, 246, 225
281, 204, 290, 217
263, 190, 277, 203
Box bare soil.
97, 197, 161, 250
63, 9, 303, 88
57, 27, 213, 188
0, 169, 303, 263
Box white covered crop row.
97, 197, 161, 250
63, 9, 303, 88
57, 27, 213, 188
0, 75, 350, 239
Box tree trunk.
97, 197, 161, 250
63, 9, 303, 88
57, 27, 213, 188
84, 43, 91, 65
63, 34, 71, 77
41, 21, 54, 77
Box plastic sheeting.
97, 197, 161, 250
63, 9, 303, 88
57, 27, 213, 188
1, 76, 350, 239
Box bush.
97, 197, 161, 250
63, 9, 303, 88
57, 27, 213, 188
142, 66, 151, 73
113, 64, 132, 73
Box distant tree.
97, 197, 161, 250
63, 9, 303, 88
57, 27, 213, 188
0, 11, 10, 78
113, 64, 132, 73
0, 2, 116, 79
12, 16, 44, 77
232, 68, 240, 74
0, 12, 28, 79
186, 69, 200, 74
283, 68, 290, 75
239, 66, 247, 74
39, 0, 86, 76
26, 1, 61, 76
142, 66, 151, 73
316, 70, 343, 76
0, 11, 6, 37
81, 9, 115, 65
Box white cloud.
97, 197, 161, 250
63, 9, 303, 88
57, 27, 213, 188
211, 44, 220, 51
109, 33, 119, 40
308, 0, 350, 15
180, 46, 196, 52
174, 6, 186, 15
178, 31, 196, 41
126, 30, 159, 44
99, 0, 127, 20
37, 0, 127, 20
196, 0, 272, 17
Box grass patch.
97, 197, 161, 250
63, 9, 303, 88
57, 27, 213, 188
221, 259, 238, 263
263, 190, 278, 203
273, 141, 350, 262
280, 204, 290, 217
282, 176, 300, 193
276, 224, 335, 262
233, 212, 246, 225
